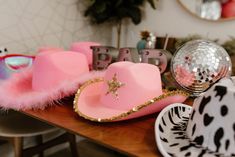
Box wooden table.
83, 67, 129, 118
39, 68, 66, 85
21, 98, 192, 157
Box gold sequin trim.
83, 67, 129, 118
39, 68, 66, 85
73, 78, 190, 122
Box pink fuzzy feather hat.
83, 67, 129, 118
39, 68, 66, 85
0, 51, 104, 110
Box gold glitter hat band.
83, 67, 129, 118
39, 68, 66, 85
73, 78, 189, 122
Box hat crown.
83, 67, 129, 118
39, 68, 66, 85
70, 42, 100, 65
186, 77, 235, 155
100, 61, 162, 110
32, 51, 89, 91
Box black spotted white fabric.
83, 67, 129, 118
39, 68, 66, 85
155, 77, 235, 157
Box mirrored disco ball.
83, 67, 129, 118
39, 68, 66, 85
171, 39, 232, 95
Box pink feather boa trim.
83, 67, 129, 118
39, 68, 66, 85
0, 68, 105, 110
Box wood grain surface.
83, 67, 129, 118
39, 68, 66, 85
21, 98, 193, 157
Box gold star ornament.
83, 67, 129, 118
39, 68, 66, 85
106, 73, 125, 98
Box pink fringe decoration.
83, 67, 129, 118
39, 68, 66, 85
0, 68, 105, 110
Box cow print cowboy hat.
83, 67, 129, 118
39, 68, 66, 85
155, 77, 235, 157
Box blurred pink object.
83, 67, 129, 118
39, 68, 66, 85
38, 46, 64, 53
222, 0, 235, 18
174, 65, 195, 87
74, 61, 188, 122
0, 51, 104, 110
70, 42, 100, 66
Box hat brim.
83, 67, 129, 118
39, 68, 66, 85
74, 79, 189, 122
0, 68, 105, 110
155, 103, 222, 157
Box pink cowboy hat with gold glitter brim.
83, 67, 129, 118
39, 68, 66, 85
0, 50, 103, 110
74, 61, 189, 122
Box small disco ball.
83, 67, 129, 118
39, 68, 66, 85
171, 39, 232, 95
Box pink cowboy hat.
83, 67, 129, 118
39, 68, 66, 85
0, 51, 103, 110
74, 61, 189, 122
37, 46, 64, 53
70, 41, 100, 67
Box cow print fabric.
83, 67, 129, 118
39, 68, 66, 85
156, 77, 235, 157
